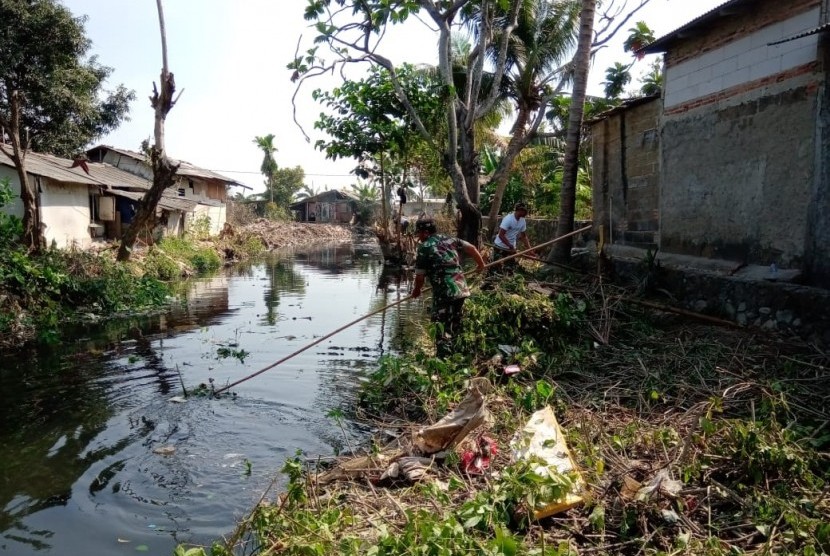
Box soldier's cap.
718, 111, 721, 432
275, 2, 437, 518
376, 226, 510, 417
415, 217, 437, 233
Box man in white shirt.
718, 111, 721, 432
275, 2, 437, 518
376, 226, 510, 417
492, 202, 534, 272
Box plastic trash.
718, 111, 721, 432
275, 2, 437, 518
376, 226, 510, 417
503, 364, 521, 376
510, 406, 584, 519
460, 435, 498, 474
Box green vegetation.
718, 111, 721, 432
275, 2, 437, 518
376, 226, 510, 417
253, 134, 305, 219
0, 178, 251, 347
0, 241, 169, 345
182, 266, 829, 556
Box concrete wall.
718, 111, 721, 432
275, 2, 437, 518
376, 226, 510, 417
807, 39, 830, 287
659, 1, 823, 270
40, 179, 93, 248
591, 99, 661, 250
191, 204, 226, 236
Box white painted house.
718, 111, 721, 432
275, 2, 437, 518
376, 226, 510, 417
0, 149, 198, 248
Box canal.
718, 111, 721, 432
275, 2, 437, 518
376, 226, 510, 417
0, 241, 419, 555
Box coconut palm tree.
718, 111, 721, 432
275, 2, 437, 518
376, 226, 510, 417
294, 183, 321, 201
639, 59, 663, 96
603, 62, 633, 99
484, 0, 581, 238
253, 134, 278, 202
550, 0, 595, 263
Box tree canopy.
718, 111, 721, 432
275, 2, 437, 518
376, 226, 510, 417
0, 0, 133, 157
293, 0, 656, 246
0, 0, 134, 250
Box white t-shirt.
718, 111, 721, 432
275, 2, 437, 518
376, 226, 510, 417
494, 213, 526, 250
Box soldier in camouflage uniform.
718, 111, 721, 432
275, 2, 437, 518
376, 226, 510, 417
411, 217, 486, 355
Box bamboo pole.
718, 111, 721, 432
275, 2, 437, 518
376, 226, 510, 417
212, 225, 592, 395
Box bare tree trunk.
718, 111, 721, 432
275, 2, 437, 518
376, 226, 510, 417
0, 91, 42, 252
549, 0, 595, 264
379, 153, 388, 230
117, 0, 178, 262
453, 110, 481, 245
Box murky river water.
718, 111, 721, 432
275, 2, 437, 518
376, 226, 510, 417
0, 242, 419, 555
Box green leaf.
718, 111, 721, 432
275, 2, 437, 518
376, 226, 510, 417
462, 515, 482, 529
493, 526, 518, 556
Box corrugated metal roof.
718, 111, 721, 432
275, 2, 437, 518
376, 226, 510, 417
108, 188, 198, 212
0, 148, 103, 185
1, 147, 225, 212
88, 163, 152, 190
0, 148, 161, 191
640, 0, 753, 54
88, 144, 241, 185
586, 95, 661, 124
768, 21, 830, 46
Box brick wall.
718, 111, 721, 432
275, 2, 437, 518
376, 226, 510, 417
590, 99, 661, 250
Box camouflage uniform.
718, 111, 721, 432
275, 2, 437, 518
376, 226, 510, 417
414, 234, 473, 354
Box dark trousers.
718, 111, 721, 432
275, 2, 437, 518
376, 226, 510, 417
432, 298, 466, 356
491, 246, 518, 274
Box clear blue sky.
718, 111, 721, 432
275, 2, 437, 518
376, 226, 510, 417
60, 0, 723, 193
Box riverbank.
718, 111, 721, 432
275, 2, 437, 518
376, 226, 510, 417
0, 221, 354, 349
192, 270, 830, 556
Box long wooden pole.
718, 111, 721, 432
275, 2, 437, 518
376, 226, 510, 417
212, 225, 592, 395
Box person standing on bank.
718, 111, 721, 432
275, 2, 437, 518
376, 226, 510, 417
493, 202, 534, 271
411, 217, 486, 355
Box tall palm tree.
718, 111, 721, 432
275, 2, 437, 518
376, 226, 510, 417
484, 0, 580, 238
253, 134, 278, 202
550, 0, 595, 263
603, 62, 632, 99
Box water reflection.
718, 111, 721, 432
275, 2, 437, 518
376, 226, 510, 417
0, 242, 422, 555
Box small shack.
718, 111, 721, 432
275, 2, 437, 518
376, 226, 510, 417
290, 190, 357, 223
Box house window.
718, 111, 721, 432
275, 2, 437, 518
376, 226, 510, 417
178, 187, 186, 196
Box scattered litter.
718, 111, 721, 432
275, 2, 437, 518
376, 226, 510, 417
510, 406, 585, 519
460, 435, 498, 474
498, 344, 519, 357
168, 396, 187, 403
635, 469, 683, 502
661, 509, 680, 524
620, 475, 642, 501
316, 378, 493, 485
503, 364, 521, 376
413, 377, 491, 455
152, 446, 175, 456
117, 538, 130, 543
379, 456, 435, 481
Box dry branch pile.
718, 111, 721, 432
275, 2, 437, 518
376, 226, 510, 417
236, 219, 353, 250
